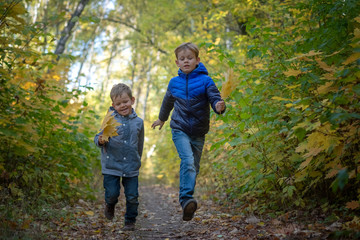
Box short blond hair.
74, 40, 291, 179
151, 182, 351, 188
110, 83, 132, 101
174, 42, 199, 59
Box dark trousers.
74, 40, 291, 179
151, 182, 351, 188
103, 174, 139, 223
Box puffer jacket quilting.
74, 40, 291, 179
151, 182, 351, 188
159, 62, 224, 137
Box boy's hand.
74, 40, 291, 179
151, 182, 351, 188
215, 100, 225, 113
151, 119, 165, 130
98, 135, 106, 145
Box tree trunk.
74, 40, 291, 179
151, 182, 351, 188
54, 0, 89, 57
42, 0, 49, 53
142, 56, 152, 121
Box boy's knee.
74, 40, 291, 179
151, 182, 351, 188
106, 189, 120, 204
107, 196, 118, 204
126, 195, 139, 205
182, 161, 196, 172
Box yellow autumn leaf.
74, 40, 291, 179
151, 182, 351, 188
315, 57, 334, 72
307, 132, 326, 150
354, 28, 360, 39
322, 73, 336, 80
295, 142, 307, 153
221, 68, 236, 99
304, 50, 323, 57
272, 96, 291, 101
286, 84, 301, 89
317, 82, 335, 94
324, 50, 342, 58
284, 69, 302, 77
299, 157, 312, 169
294, 104, 309, 111
9, 3, 27, 15
343, 52, 360, 65
355, 17, 360, 23
297, 124, 341, 159
325, 168, 339, 179
299, 56, 314, 62
303, 148, 322, 158
53, 75, 61, 81
349, 167, 360, 178
346, 201, 360, 210
287, 50, 323, 61
85, 211, 94, 216
100, 110, 121, 142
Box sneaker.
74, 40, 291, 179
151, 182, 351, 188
105, 204, 115, 220
182, 199, 197, 221
123, 222, 135, 231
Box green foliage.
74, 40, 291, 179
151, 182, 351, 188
1, 0, 360, 232
198, 0, 360, 213
0, 1, 99, 208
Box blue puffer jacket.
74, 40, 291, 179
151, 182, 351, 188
94, 107, 144, 177
159, 62, 225, 137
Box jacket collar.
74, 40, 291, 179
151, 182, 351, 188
109, 106, 137, 119
178, 62, 208, 79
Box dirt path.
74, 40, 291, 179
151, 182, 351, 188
130, 185, 202, 239
21, 183, 343, 239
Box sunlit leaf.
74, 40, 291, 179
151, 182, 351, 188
287, 50, 322, 61
221, 68, 236, 99
271, 96, 292, 101
315, 57, 334, 72
283, 69, 302, 77
343, 52, 360, 65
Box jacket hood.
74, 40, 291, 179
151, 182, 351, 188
178, 62, 208, 78
109, 106, 137, 119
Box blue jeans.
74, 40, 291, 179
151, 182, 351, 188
103, 174, 139, 223
172, 129, 205, 207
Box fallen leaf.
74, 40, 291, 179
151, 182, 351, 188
246, 215, 260, 224
245, 224, 255, 230
346, 201, 360, 210
85, 211, 94, 216
271, 219, 282, 225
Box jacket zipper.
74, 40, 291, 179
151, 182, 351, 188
186, 74, 189, 99
186, 74, 192, 134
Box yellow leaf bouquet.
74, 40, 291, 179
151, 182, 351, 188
100, 111, 121, 142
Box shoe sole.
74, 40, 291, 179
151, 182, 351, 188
183, 200, 197, 221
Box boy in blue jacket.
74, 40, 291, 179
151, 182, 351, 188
151, 42, 226, 221
95, 83, 144, 231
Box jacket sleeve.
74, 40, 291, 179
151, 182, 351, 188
158, 85, 176, 122
138, 121, 144, 159
205, 77, 226, 114
94, 131, 105, 148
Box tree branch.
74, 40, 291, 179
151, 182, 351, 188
104, 18, 168, 54
54, 0, 90, 58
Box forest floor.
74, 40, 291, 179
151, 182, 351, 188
1, 183, 357, 239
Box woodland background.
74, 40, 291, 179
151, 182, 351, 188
1, 0, 360, 237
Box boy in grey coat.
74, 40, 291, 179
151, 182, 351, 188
94, 83, 144, 231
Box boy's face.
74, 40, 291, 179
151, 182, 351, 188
175, 49, 200, 74
112, 93, 135, 116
